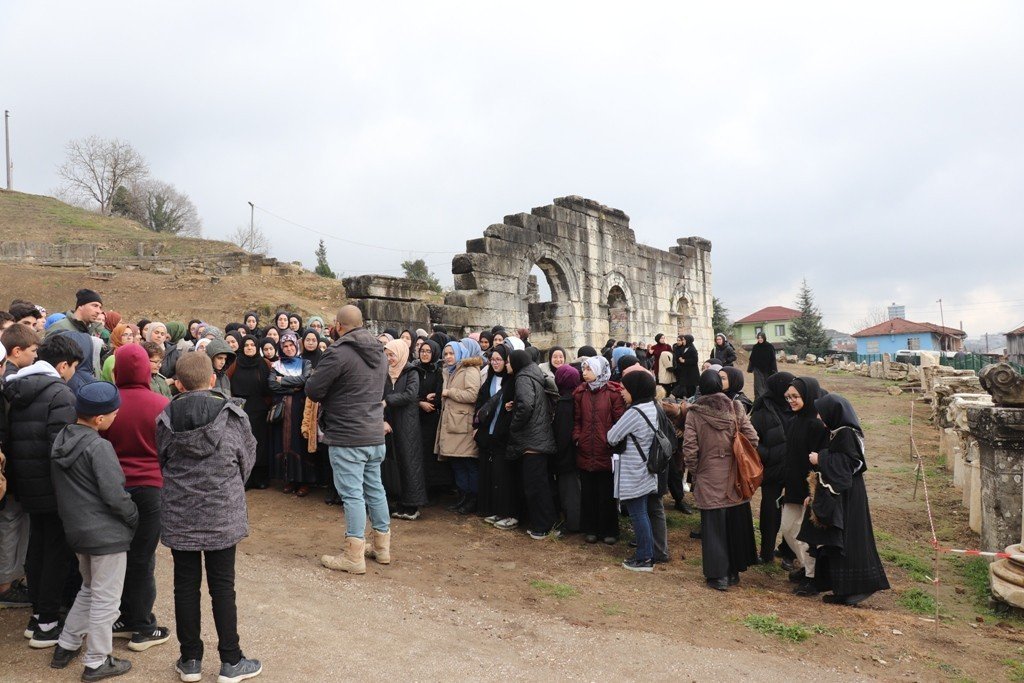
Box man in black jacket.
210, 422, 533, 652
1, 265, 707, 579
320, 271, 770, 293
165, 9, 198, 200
306, 305, 389, 574
3, 334, 81, 647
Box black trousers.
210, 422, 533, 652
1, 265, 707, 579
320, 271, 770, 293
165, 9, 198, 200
758, 482, 784, 562
521, 454, 556, 533
667, 458, 686, 503
120, 487, 160, 631
578, 470, 619, 539
26, 512, 73, 623
172, 546, 241, 665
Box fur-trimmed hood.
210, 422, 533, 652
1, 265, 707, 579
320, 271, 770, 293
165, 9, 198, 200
458, 356, 484, 370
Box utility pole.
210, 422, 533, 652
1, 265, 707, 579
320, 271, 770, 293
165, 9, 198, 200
985, 332, 990, 354
936, 298, 946, 350
248, 201, 254, 234
4, 110, 11, 191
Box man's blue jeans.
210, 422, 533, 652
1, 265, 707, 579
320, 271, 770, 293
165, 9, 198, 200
328, 445, 390, 539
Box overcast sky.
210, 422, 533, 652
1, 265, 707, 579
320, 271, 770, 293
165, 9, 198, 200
2, 2, 1022, 335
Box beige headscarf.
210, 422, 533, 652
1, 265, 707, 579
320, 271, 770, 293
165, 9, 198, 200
385, 339, 409, 381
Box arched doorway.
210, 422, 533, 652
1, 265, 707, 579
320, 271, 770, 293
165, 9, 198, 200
675, 296, 691, 335
608, 286, 630, 341
526, 260, 561, 348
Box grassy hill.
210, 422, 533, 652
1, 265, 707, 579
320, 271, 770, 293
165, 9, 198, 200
0, 189, 240, 257
0, 189, 346, 324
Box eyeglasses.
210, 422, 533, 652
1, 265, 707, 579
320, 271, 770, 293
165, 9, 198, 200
784, 395, 801, 403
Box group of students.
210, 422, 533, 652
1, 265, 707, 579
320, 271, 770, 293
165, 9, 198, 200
0, 290, 892, 680
1, 291, 262, 682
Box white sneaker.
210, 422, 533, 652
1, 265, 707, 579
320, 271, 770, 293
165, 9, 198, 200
494, 517, 519, 530
483, 515, 499, 525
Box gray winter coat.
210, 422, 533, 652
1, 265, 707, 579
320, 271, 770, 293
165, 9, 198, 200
508, 364, 557, 457
51, 424, 138, 555
305, 327, 387, 447
156, 391, 256, 551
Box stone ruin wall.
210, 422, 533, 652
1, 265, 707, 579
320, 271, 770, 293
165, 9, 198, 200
347, 196, 714, 356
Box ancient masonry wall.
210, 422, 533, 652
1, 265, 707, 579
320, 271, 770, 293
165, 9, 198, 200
348, 196, 714, 355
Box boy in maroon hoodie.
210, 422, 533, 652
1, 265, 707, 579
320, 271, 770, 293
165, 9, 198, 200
102, 344, 171, 651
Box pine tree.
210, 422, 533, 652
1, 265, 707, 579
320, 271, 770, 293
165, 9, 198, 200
711, 297, 733, 337
314, 240, 336, 279
401, 258, 442, 293
789, 278, 830, 356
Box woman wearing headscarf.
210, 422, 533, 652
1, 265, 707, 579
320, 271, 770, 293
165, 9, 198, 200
610, 346, 636, 381
748, 371, 796, 564
228, 335, 273, 489
475, 346, 516, 529
398, 329, 414, 348
300, 329, 323, 369
478, 331, 493, 355
650, 334, 672, 368
798, 394, 890, 605
382, 339, 428, 520
672, 334, 700, 399
273, 311, 291, 336
553, 364, 582, 534
607, 371, 661, 572
573, 355, 626, 544
269, 331, 315, 496
710, 333, 737, 367
435, 340, 484, 513
539, 346, 567, 380
306, 316, 325, 337
720, 367, 752, 414
507, 349, 558, 539
99, 322, 137, 382
259, 336, 279, 363
298, 328, 332, 495
287, 313, 303, 333
781, 376, 830, 596
103, 310, 122, 335
414, 339, 449, 490
747, 332, 778, 400
184, 319, 202, 344
683, 370, 760, 590
243, 311, 261, 337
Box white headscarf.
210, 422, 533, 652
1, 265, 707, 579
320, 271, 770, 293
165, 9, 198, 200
584, 355, 611, 391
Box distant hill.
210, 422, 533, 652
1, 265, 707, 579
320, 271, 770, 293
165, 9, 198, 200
0, 189, 346, 324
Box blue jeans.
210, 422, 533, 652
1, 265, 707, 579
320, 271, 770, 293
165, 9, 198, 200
624, 496, 653, 563
329, 445, 390, 538
449, 458, 479, 495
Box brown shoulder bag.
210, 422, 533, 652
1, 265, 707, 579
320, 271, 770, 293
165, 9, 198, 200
732, 403, 763, 500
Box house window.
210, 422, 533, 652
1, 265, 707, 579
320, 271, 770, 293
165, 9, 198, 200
755, 326, 763, 335
907, 337, 921, 350
774, 324, 785, 337
866, 341, 880, 353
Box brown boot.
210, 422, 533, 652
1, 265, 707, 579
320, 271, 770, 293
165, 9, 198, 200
365, 529, 391, 565
321, 536, 366, 574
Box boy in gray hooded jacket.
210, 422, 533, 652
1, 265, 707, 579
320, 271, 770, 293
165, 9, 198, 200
50, 381, 138, 681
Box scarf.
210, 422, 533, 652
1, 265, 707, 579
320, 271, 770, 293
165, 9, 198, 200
722, 366, 745, 399
301, 330, 324, 368
444, 341, 467, 375
554, 364, 582, 396
584, 355, 611, 390
166, 322, 186, 344
385, 339, 409, 381
110, 322, 131, 349
259, 336, 279, 362
104, 311, 122, 332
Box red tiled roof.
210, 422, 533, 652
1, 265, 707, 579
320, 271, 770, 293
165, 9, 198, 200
851, 318, 966, 338
1008, 323, 1024, 337
734, 306, 802, 324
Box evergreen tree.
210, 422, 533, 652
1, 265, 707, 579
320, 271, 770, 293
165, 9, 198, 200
711, 297, 733, 337
314, 240, 336, 279
789, 278, 831, 356
401, 258, 442, 293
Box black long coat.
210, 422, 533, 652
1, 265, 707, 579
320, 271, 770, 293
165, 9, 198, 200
673, 344, 700, 386
384, 364, 427, 506
414, 360, 449, 487
749, 398, 793, 486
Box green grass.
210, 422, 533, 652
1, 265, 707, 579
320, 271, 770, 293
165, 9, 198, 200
529, 580, 579, 599
889, 416, 911, 425
743, 614, 812, 642
898, 587, 938, 614
953, 556, 991, 606
880, 548, 932, 582
600, 603, 626, 616
1004, 658, 1024, 682
874, 530, 894, 543
750, 561, 785, 576
685, 555, 703, 566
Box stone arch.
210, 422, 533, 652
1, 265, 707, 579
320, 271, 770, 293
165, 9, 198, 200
517, 243, 580, 303
604, 271, 636, 342
670, 283, 697, 335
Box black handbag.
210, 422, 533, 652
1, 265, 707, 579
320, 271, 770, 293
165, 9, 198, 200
267, 401, 285, 424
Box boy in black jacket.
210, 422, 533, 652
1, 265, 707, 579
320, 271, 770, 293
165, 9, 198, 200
2, 333, 81, 646
50, 381, 137, 681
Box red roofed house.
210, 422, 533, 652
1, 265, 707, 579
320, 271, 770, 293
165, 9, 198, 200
851, 318, 966, 356
733, 306, 802, 347
1007, 323, 1024, 364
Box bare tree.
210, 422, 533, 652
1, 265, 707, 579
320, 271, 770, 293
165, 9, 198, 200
852, 306, 890, 332
116, 179, 202, 236
230, 223, 270, 254
56, 136, 149, 214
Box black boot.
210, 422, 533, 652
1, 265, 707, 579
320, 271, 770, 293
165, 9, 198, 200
456, 495, 477, 515
446, 492, 467, 512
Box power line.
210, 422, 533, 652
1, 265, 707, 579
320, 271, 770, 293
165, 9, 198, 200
253, 204, 461, 255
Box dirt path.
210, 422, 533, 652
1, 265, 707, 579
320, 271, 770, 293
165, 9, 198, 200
1, 365, 1021, 681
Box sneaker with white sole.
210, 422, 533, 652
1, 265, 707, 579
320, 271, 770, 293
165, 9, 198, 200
29, 622, 62, 648
0, 578, 31, 608
217, 655, 262, 683
622, 557, 655, 572
128, 626, 170, 651
528, 529, 562, 540
111, 619, 133, 640
494, 517, 519, 530
24, 614, 38, 639
483, 515, 499, 525
175, 657, 202, 682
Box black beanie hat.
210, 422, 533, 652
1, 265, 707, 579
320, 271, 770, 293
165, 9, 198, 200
75, 381, 121, 416
75, 288, 102, 309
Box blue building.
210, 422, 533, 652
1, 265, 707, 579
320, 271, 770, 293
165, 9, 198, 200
852, 318, 966, 356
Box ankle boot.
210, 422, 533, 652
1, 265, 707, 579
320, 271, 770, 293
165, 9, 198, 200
364, 529, 391, 565
456, 495, 477, 515
321, 536, 366, 574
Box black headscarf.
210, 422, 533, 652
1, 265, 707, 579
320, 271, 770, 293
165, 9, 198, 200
508, 349, 534, 374
791, 376, 826, 417
698, 369, 723, 396
259, 336, 279, 362
225, 322, 244, 336
547, 346, 566, 366
815, 393, 862, 435
526, 346, 541, 364
227, 330, 246, 354
621, 370, 656, 405
383, 327, 400, 340
231, 336, 270, 399
577, 345, 597, 358
815, 393, 867, 472
759, 371, 795, 411
748, 334, 777, 374
418, 338, 440, 367
618, 355, 639, 373
289, 313, 304, 331
184, 318, 201, 342
243, 311, 260, 332
722, 367, 745, 399
301, 329, 324, 368
485, 346, 509, 383
479, 331, 494, 351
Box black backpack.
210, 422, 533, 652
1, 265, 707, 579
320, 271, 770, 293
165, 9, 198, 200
627, 404, 676, 475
